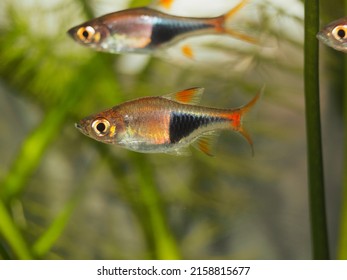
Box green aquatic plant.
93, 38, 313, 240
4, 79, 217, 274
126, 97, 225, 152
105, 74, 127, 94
338, 0, 347, 260
304, 0, 329, 259
340, 55, 347, 259
0, 0, 337, 260
318, 0, 347, 260
0, 0, 180, 260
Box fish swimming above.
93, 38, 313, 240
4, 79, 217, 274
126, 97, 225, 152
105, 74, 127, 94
67, 0, 256, 57
75, 87, 262, 156
317, 17, 347, 52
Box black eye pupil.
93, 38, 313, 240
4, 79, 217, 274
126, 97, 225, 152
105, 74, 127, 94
96, 122, 106, 133
82, 31, 89, 38
338, 29, 345, 39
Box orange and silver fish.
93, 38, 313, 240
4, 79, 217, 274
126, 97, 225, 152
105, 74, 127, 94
67, 0, 255, 57
317, 17, 347, 52
75, 87, 262, 156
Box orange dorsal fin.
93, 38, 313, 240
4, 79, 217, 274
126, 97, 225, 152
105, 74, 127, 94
158, 0, 174, 10
164, 87, 204, 105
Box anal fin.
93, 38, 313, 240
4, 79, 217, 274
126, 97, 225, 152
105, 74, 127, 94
181, 44, 195, 59
192, 132, 220, 157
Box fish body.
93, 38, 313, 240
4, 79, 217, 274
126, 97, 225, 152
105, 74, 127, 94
75, 87, 261, 156
67, 0, 254, 55
317, 17, 347, 52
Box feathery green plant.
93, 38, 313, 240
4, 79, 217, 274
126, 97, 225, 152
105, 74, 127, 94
0, 0, 325, 260
0, 0, 180, 260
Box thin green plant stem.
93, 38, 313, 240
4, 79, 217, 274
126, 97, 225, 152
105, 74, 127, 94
128, 0, 153, 7
0, 56, 117, 203
339, 57, 347, 259
88, 144, 180, 259
31, 179, 86, 258
131, 153, 180, 260
304, 0, 329, 259
77, 0, 95, 19
0, 200, 32, 259
338, 4, 347, 256
0, 102, 74, 202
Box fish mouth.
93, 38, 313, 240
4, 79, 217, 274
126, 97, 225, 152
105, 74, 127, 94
316, 30, 327, 42
316, 30, 335, 48
75, 122, 87, 134
67, 27, 77, 39
316, 31, 323, 40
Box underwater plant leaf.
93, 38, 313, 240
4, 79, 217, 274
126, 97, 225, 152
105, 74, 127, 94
0, 0, 322, 261
31, 186, 83, 258
0, 201, 32, 259
304, 0, 329, 259
0, 55, 116, 203
128, 0, 153, 8
338, 28, 347, 260
129, 152, 181, 259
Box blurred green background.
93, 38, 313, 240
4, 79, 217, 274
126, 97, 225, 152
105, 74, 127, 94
0, 0, 343, 259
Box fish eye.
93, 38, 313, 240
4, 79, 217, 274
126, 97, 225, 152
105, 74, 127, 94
332, 25, 347, 40
77, 26, 95, 42
92, 118, 110, 136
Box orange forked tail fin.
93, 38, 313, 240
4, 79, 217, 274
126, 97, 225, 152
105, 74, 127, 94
221, 0, 257, 44
224, 0, 249, 20
226, 86, 264, 156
